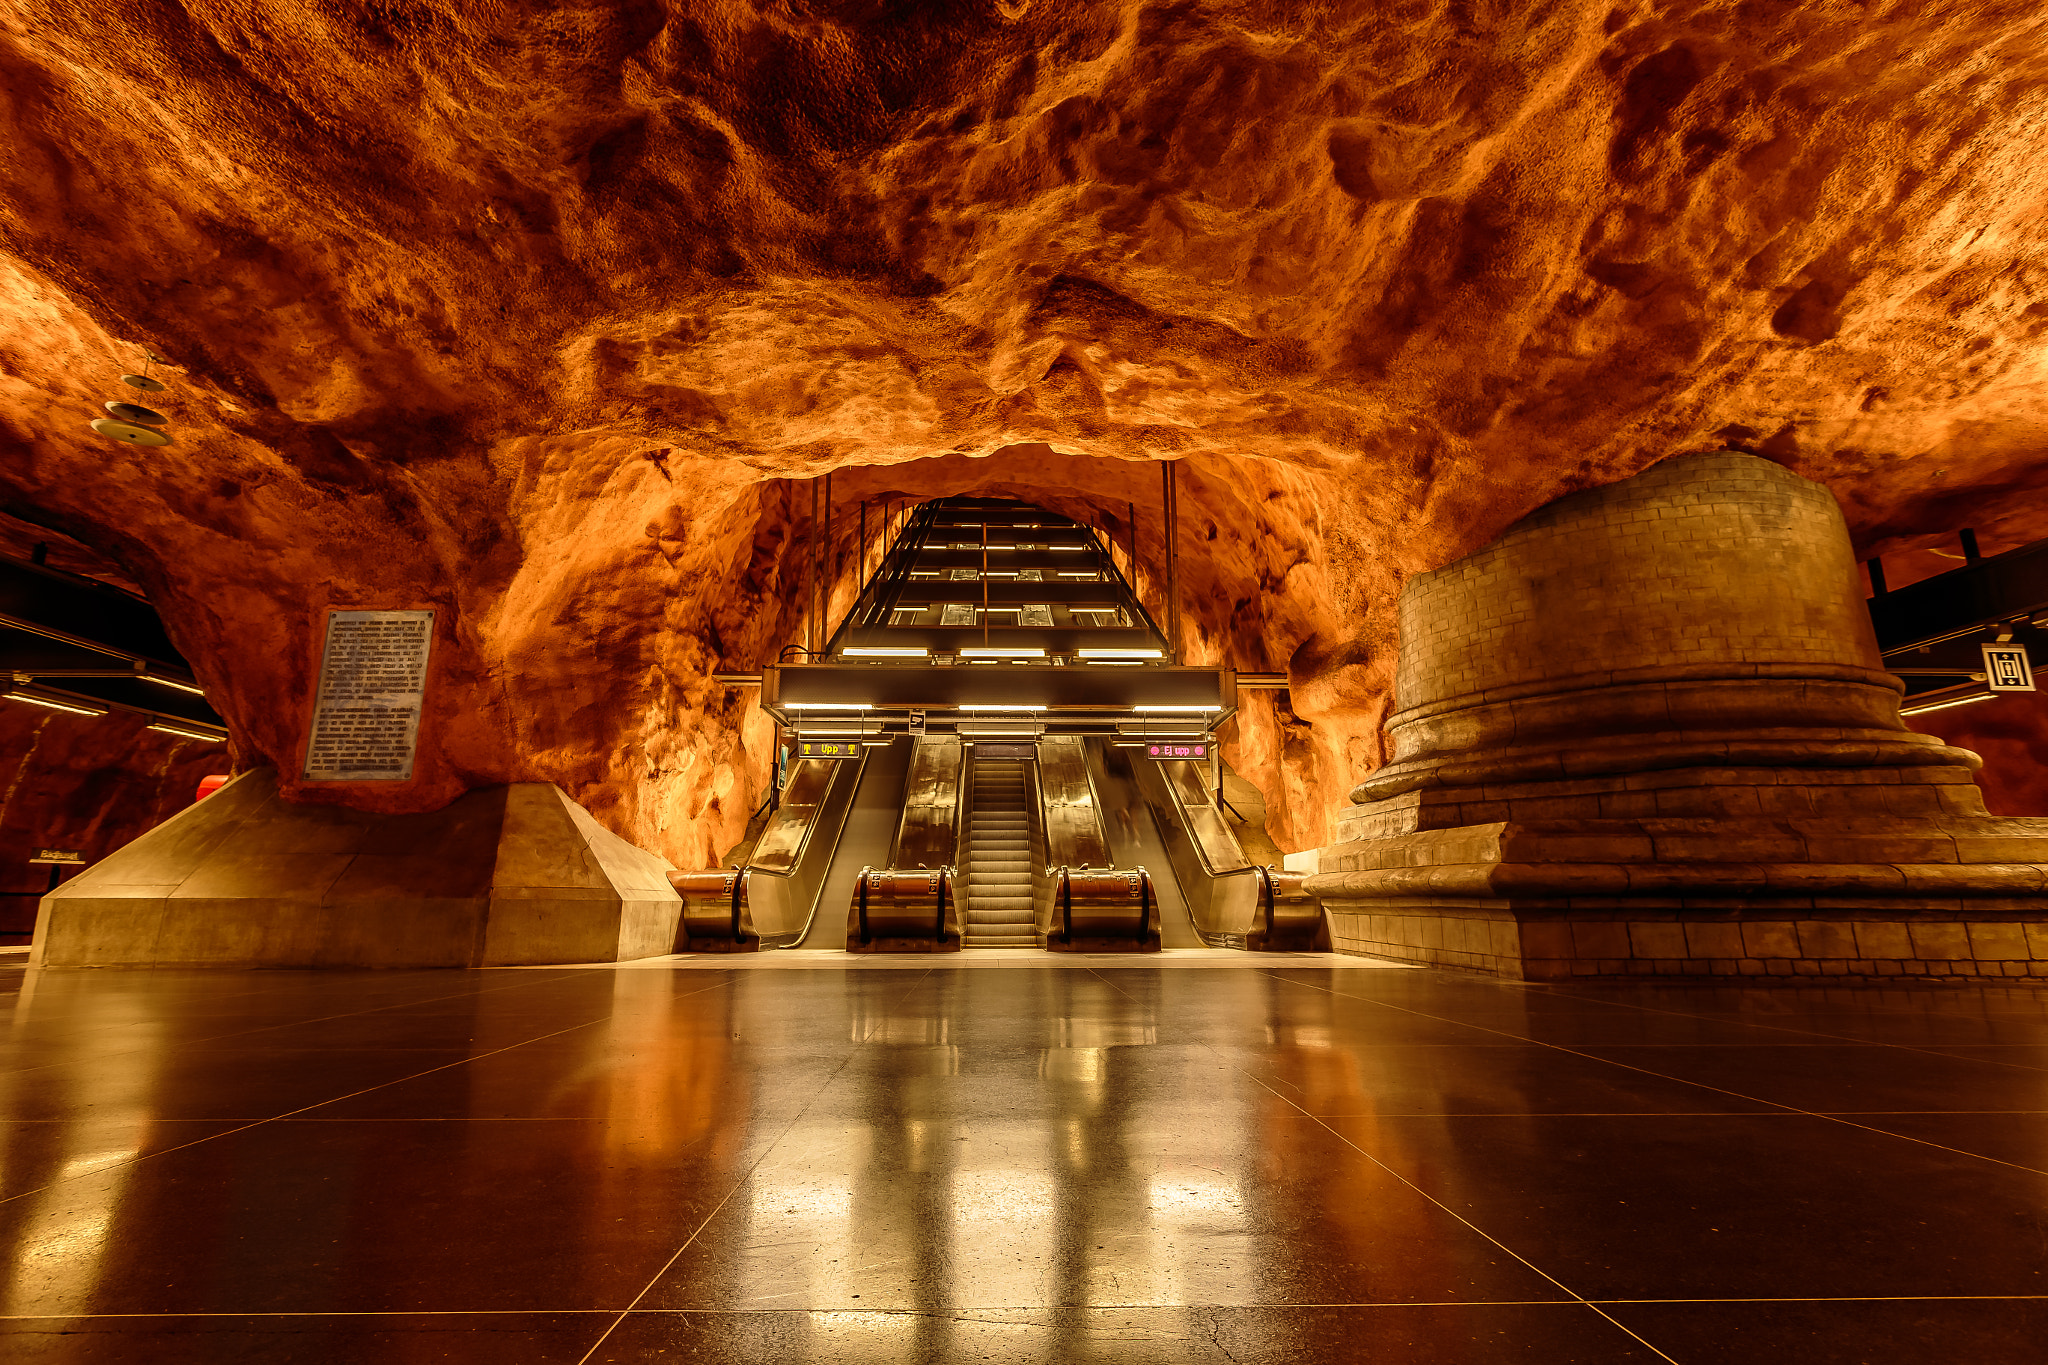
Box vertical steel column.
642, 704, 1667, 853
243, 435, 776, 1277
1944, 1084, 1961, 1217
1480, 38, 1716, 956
819, 474, 827, 650
809, 479, 822, 654
981, 516, 991, 647
859, 499, 868, 591
1128, 499, 1138, 611
1162, 461, 1180, 662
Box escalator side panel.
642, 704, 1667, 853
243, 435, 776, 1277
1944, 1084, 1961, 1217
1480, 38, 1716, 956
1038, 735, 1113, 869
750, 759, 839, 873
747, 754, 869, 945
1083, 740, 1202, 949
892, 737, 963, 869
797, 738, 918, 948
1130, 754, 1261, 944
1160, 761, 1252, 876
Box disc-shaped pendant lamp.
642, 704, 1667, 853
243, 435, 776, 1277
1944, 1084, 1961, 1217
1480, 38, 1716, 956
90, 418, 172, 446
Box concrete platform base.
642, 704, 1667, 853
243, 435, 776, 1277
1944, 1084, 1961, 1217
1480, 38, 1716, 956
31, 769, 681, 967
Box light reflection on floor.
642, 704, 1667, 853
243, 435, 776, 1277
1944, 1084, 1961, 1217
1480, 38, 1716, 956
0, 960, 2044, 1362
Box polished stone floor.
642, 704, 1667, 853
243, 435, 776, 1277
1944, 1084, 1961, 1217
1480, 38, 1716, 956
0, 956, 2044, 1362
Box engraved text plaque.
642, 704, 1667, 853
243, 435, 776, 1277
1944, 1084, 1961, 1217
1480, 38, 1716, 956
303, 609, 434, 781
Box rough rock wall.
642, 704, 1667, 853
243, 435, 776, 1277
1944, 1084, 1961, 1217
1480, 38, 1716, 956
0, 707, 226, 934
1, 1, 2046, 867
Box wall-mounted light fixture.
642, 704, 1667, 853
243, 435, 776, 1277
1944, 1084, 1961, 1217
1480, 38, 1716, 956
5, 690, 107, 717
147, 721, 227, 742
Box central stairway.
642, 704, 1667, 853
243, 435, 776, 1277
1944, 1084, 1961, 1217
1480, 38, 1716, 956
962, 761, 1039, 947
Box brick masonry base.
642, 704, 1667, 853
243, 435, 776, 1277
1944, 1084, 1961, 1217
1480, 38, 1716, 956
1327, 906, 2048, 981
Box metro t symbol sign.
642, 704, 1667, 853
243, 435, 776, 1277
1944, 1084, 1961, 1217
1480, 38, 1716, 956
1983, 643, 2036, 692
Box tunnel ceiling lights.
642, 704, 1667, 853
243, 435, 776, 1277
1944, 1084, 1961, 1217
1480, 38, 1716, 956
147, 721, 226, 742
957, 704, 1046, 711
1899, 691, 1997, 716
959, 647, 1046, 658
1079, 648, 1163, 659
843, 647, 929, 658
1136, 705, 1215, 712
140, 674, 205, 695
784, 702, 872, 709
6, 689, 107, 717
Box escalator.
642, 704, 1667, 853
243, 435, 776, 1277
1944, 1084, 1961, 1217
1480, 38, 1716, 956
671, 494, 1325, 954
960, 759, 1039, 946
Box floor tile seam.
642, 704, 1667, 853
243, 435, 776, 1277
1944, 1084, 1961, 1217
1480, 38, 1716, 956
1275, 973, 2048, 1178
568, 966, 938, 1365
1500, 979, 2048, 1073
1106, 968, 1679, 1362
1209, 976, 1690, 1364
0, 1004, 642, 1210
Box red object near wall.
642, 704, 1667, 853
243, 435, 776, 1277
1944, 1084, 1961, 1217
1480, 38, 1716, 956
196, 775, 230, 802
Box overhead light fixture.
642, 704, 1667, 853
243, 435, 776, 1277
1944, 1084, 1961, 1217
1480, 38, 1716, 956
960, 647, 1046, 659
1899, 691, 1997, 716
141, 675, 206, 696
1080, 648, 1163, 660
6, 691, 107, 717
784, 702, 873, 710
958, 704, 1046, 711
843, 647, 929, 658
147, 721, 227, 742
1136, 705, 1216, 713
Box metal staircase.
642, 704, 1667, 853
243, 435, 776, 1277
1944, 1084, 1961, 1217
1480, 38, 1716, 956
961, 761, 1038, 947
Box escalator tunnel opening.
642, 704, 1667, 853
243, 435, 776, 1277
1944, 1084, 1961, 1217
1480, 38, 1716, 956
672, 496, 1326, 954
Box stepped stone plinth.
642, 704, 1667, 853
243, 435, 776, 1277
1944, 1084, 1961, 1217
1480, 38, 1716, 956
32, 769, 681, 968
1305, 451, 2048, 980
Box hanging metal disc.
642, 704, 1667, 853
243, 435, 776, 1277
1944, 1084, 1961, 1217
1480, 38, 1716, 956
120, 373, 166, 393
90, 418, 172, 446
104, 401, 167, 425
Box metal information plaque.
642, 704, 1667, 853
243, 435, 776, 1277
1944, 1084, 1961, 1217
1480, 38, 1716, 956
303, 610, 434, 781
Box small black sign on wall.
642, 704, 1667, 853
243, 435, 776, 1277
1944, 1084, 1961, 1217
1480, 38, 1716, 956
30, 849, 84, 865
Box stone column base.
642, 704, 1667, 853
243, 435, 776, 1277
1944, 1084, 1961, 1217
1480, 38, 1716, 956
1325, 903, 2048, 981
31, 769, 682, 968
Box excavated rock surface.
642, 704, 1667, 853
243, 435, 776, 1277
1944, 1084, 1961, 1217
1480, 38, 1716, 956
0, 707, 226, 934
2, 1, 2047, 864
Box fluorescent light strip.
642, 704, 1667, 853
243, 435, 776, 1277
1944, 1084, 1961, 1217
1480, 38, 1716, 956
1899, 693, 1997, 716
142, 675, 206, 696
959, 647, 1046, 658
1079, 648, 1163, 659
147, 722, 227, 741
1136, 705, 1216, 713
784, 702, 873, 710
843, 647, 929, 658
958, 705, 1046, 711
6, 692, 107, 717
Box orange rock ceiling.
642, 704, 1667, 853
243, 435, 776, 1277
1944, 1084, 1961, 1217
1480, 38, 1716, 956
2, 1, 2046, 865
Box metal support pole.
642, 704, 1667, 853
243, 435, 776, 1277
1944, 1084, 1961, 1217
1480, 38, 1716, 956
1128, 500, 1138, 605
1868, 557, 1888, 596
1962, 528, 1982, 564
1163, 462, 1180, 662
823, 472, 833, 648
981, 516, 990, 647
809, 479, 822, 654
860, 499, 868, 590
